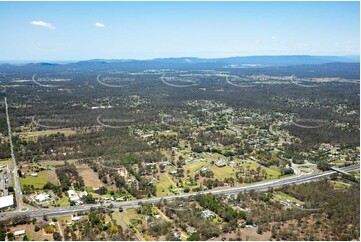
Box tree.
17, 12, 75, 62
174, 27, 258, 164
34, 225, 40, 232
53, 232, 63, 241
187, 232, 201, 241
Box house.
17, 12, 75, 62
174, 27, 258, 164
187, 227, 197, 235
237, 219, 246, 227
201, 209, 215, 219
72, 215, 81, 221
0, 195, 14, 210
78, 191, 88, 198
200, 167, 208, 172
67, 190, 80, 202
215, 160, 226, 167
35, 193, 50, 202
173, 232, 181, 240
5, 172, 12, 187
14, 230, 25, 237
169, 170, 177, 175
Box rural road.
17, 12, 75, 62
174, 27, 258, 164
4, 97, 23, 211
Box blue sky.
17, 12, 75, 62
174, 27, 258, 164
0, 1, 359, 61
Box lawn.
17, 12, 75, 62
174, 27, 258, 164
58, 196, 70, 207
20, 170, 58, 189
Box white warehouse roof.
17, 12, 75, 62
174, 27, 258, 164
0, 195, 14, 209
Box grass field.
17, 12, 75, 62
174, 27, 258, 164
58, 196, 70, 207
156, 173, 175, 196
184, 160, 208, 175
20, 170, 58, 189
239, 161, 281, 179
40, 159, 77, 168
0, 159, 9, 166
19, 128, 77, 141
9, 223, 54, 241
77, 165, 104, 189
209, 165, 236, 180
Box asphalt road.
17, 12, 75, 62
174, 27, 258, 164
0, 164, 358, 221
4, 97, 22, 211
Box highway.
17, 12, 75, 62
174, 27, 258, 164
0, 164, 358, 221
4, 97, 23, 211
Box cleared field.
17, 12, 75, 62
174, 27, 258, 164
18, 128, 77, 141
20, 170, 58, 189
239, 161, 281, 179
156, 173, 174, 196
77, 165, 104, 189
41, 159, 77, 168
184, 160, 208, 175
9, 223, 54, 241
209, 165, 236, 180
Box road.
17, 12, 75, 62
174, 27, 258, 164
0, 164, 358, 221
4, 97, 23, 210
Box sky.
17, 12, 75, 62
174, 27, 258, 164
0, 1, 359, 61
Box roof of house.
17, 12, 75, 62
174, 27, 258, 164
14, 230, 25, 236
201, 209, 215, 218
35, 193, 49, 202
0, 195, 14, 209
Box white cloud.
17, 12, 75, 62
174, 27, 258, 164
94, 22, 105, 28
271, 36, 277, 40
30, 20, 55, 30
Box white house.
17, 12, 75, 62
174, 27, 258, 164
67, 190, 80, 202
14, 230, 25, 236
35, 193, 50, 202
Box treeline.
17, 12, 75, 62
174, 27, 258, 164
55, 161, 84, 191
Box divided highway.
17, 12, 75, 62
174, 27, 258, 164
0, 164, 358, 221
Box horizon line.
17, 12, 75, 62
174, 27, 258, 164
0, 54, 359, 64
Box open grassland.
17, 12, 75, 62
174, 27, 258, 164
209, 165, 236, 180
41, 159, 77, 168
9, 224, 54, 241
18, 128, 77, 141
20, 170, 58, 189
156, 173, 174, 196
77, 165, 104, 189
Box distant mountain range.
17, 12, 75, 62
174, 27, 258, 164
1, 55, 359, 66
77, 55, 360, 65
0, 55, 359, 72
